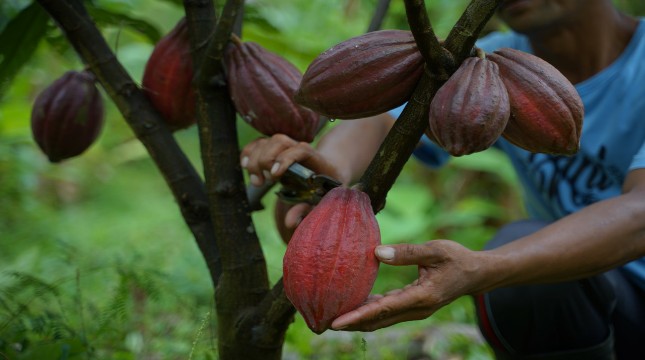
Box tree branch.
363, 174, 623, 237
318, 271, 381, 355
184, 0, 282, 356
244, 279, 296, 350
367, 0, 391, 32
444, 0, 502, 63
184, 0, 217, 69
358, 0, 499, 212
36, 0, 222, 286
404, 0, 455, 74
359, 71, 443, 212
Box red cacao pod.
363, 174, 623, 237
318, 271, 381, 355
429, 56, 510, 156
142, 18, 196, 130
487, 48, 584, 155
31, 70, 105, 163
283, 187, 381, 334
224, 37, 321, 142
294, 30, 424, 119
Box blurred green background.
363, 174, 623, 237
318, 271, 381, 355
0, 0, 643, 359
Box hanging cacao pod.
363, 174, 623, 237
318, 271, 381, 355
283, 187, 381, 334
142, 18, 196, 130
31, 70, 105, 163
487, 48, 584, 155
224, 37, 321, 142
295, 30, 424, 119
429, 56, 510, 156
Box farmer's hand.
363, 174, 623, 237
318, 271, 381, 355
331, 240, 489, 332
240, 133, 342, 188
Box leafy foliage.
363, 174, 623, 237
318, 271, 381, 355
1, 0, 643, 358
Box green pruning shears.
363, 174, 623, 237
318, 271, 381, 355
276, 162, 342, 205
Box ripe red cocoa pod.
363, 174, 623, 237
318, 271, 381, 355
429, 56, 510, 156
487, 48, 584, 155
224, 37, 321, 142
283, 187, 381, 334
294, 30, 424, 119
142, 18, 196, 130
31, 70, 105, 163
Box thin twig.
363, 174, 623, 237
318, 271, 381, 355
367, 0, 391, 32
444, 0, 502, 63
403, 0, 454, 73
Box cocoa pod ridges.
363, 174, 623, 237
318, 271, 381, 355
429, 56, 510, 156
31, 70, 105, 163
283, 187, 381, 334
295, 30, 424, 120
142, 18, 196, 130
487, 48, 584, 155
225, 37, 321, 142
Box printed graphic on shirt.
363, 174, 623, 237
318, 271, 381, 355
524, 146, 624, 217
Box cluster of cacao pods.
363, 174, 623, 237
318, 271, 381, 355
224, 35, 321, 142
283, 187, 381, 334
429, 48, 583, 156
142, 18, 196, 130
143, 19, 322, 141
295, 30, 424, 120
31, 70, 105, 163
295, 28, 583, 155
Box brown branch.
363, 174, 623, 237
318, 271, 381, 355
404, 0, 455, 74
444, 0, 502, 63
36, 0, 222, 286
359, 71, 444, 212
244, 279, 296, 350
184, 0, 289, 357
359, 0, 499, 212
367, 0, 391, 32
196, 0, 244, 84
183, 0, 217, 69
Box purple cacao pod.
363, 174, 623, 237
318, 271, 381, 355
224, 37, 321, 142
31, 70, 105, 162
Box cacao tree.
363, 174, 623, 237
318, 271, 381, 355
1, 0, 531, 358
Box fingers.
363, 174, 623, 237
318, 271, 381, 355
285, 203, 312, 229
331, 285, 436, 332
240, 134, 301, 186
374, 242, 449, 267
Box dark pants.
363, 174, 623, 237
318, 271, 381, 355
474, 220, 645, 360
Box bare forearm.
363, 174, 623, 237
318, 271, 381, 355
476, 189, 645, 294
316, 113, 395, 185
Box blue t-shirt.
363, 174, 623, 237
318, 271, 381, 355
390, 19, 645, 290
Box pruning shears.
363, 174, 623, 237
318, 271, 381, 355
245, 162, 342, 211
276, 162, 342, 205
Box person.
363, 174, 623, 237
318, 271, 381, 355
240, 0, 645, 358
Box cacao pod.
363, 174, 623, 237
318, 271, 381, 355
487, 48, 584, 155
224, 37, 321, 142
283, 187, 381, 334
142, 18, 196, 130
31, 70, 105, 163
294, 30, 424, 120
429, 56, 510, 156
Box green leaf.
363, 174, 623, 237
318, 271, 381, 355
86, 6, 161, 44
0, 1, 50, 101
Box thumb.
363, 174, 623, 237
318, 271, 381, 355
284, 203, 312, 229
374, 243, 445, 266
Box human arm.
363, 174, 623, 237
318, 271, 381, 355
240, 112, 395, 186
241, 113, 395, 236
330, 168, 645, 331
